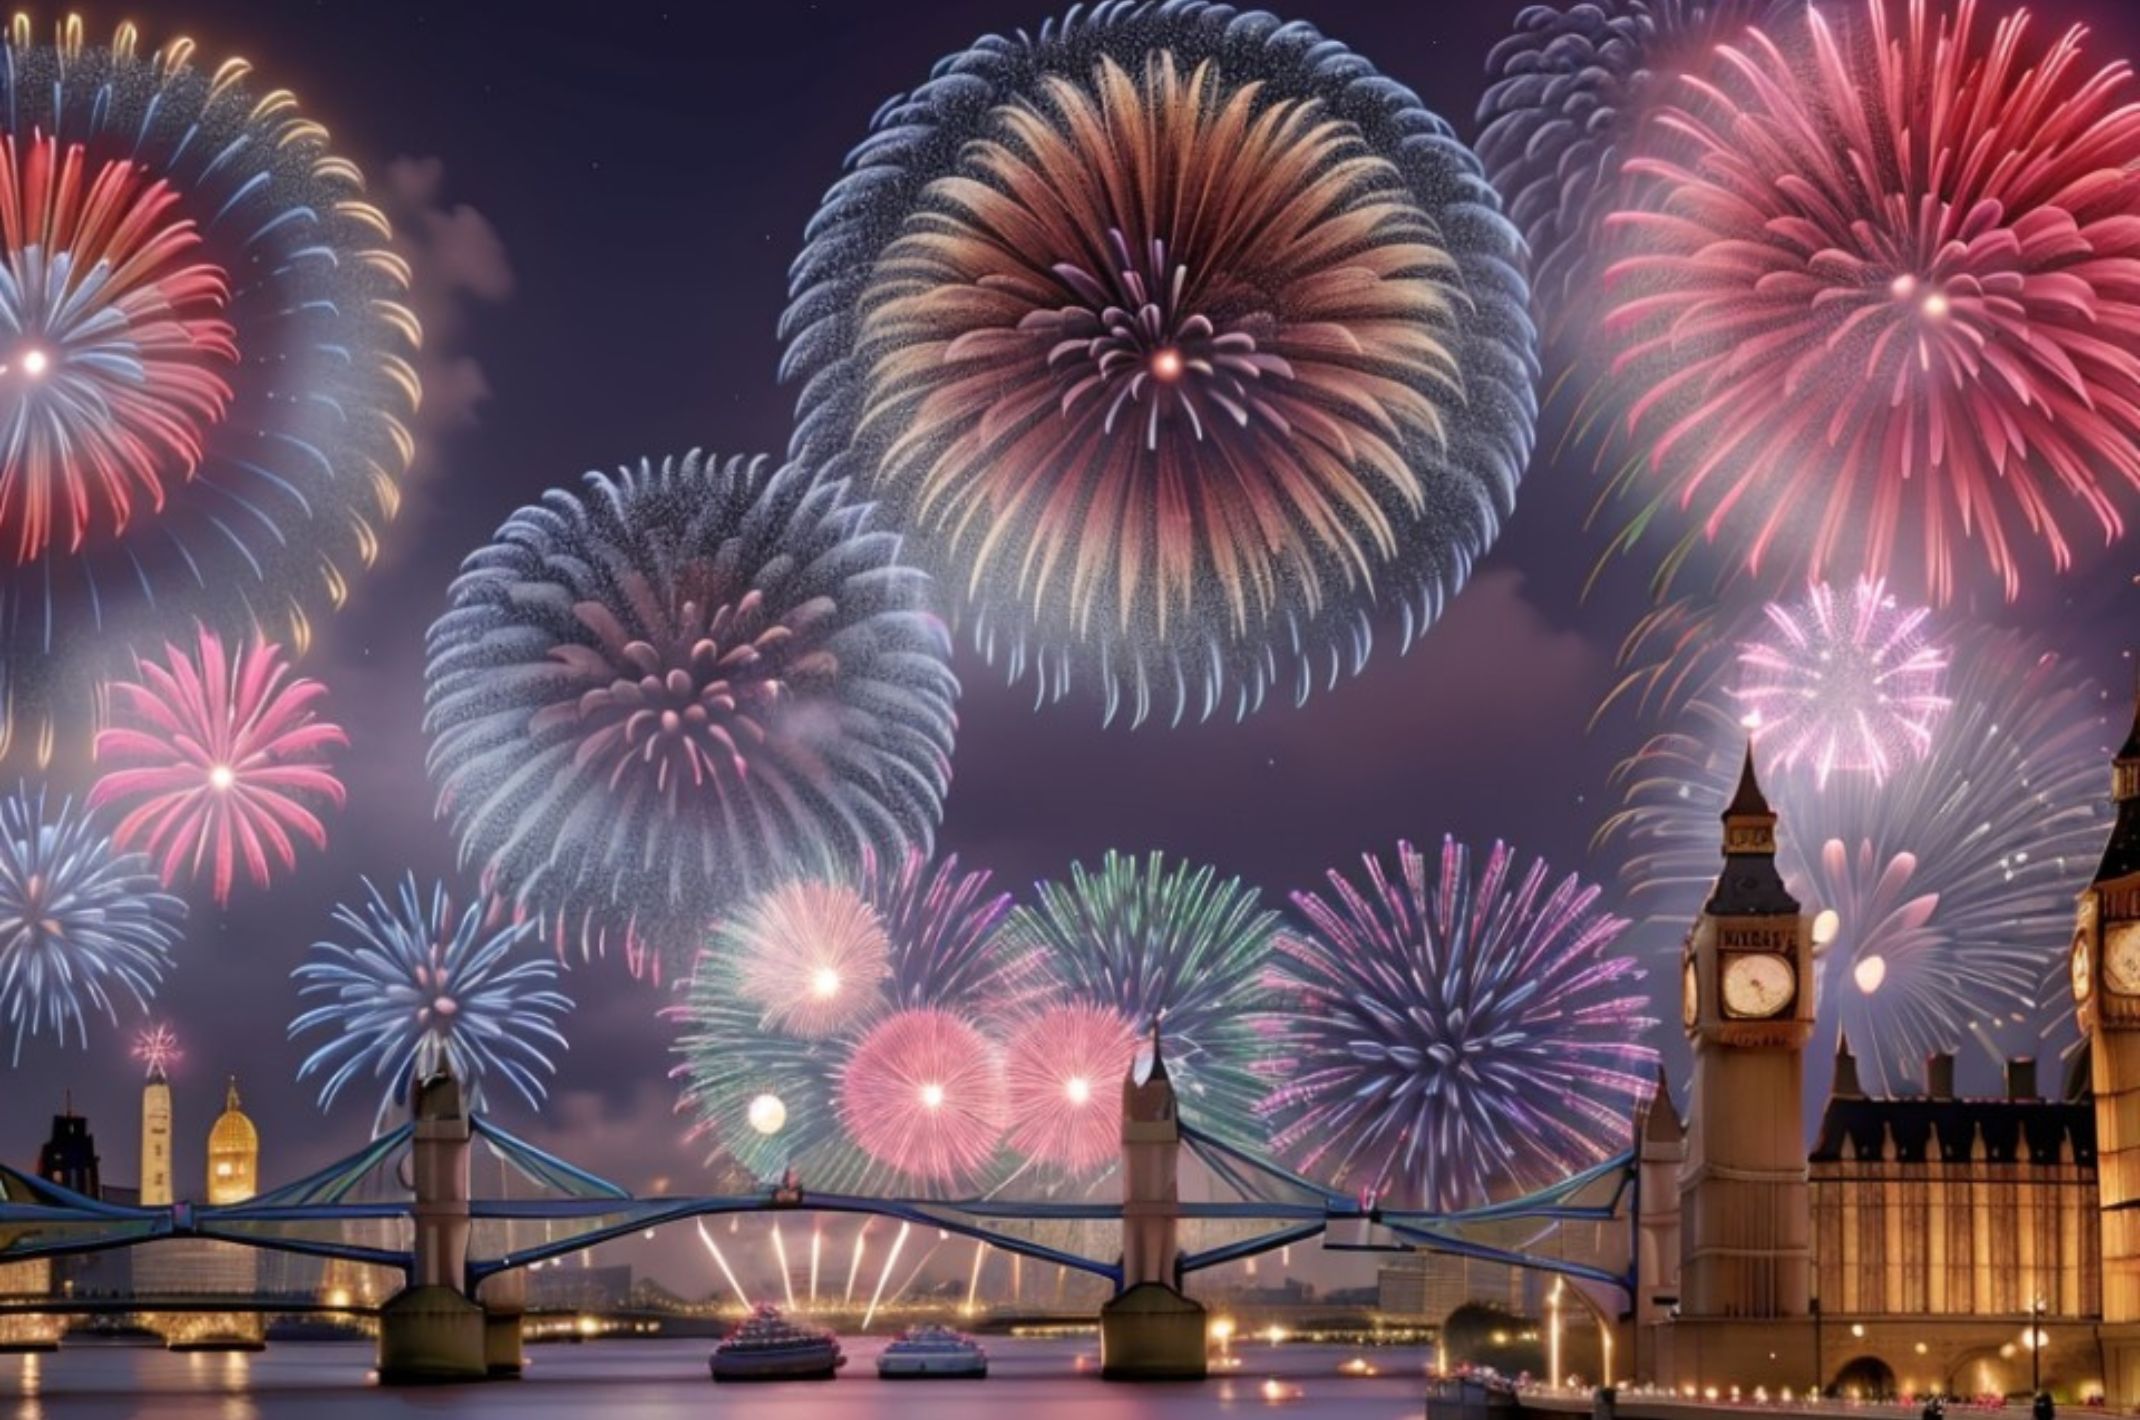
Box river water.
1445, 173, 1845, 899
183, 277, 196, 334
5, 1336, 1435, 1418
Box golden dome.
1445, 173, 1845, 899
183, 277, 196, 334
208, 1078, 258, 1157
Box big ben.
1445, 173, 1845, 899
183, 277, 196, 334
2077, 689, 2140, 1399
1672, 746, 1816, 1388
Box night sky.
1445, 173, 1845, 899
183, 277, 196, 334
14, 0, 2140, 1289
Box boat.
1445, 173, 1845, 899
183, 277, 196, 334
708, 1304, 846, 1382
876, 1323, 988, 1379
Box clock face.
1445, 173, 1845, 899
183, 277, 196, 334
1682, 959, 1698, 1028
2074, 931, 2094, 1004
1721, 953, 1794, 1019
2106, 920, 2140, 996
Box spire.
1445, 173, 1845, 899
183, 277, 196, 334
1830, 1032, 1863, 1100
1145, 1019, 1169, 1084
225, 1076, 241, 1114
1724, 740, 1774, 821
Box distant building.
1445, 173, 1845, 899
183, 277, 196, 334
527, 1262, 633, 1311
136, 1077, 264, 1346
36, 1106, 99, 1198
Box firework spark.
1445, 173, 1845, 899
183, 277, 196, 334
0, 785, 183, 1062
1598, 0, 2140, 600
0, 18, 418, 766
996, 850, 1278, 1150
1599, 624, 2107, 1089
732, 881, 893, 1040
90, 628, 346, 906
837, 1006, 1006, 1189
290, 874, 574, 1130
1730, 578, 1950, 786
424, 452, 957, 977
783, 2, 1536, 725
1262, 837, 1657, 1210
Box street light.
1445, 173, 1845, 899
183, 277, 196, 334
2030, 1296, 2046, 1399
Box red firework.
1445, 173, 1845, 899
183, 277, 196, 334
90, 628, 346, 905
1603, 0, 2140, 600
1002, 1002, 1140, 1176
0, 134, 234, 564
837, 1007, 1005, 1186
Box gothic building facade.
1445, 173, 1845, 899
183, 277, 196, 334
1633, 701, 2140, 1401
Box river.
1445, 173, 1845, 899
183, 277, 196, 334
5, 1336, 1435, 1418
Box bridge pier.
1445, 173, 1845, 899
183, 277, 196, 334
377, 1073, 487, 1384
478, 1270, 526, 1377
1099, 1027, 1208, 1381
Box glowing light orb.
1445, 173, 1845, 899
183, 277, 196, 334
747, 1093, 788, 1136
206, 765, 235, 793
918, 1082, 945, 1110
18, 347, 47, 378
1853, 954, 1888, 996
1065, 1076, 1091, 1106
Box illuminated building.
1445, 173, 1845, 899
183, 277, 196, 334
1633, 726, 2132, 1399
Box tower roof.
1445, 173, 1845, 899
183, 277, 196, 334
209, 1076, 257, 1156
2095, 670, 2140, 883
1705, 742, 1799, 915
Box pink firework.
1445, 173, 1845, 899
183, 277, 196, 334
1002, 1002, 1140, 1177
90, 628, 346, 905
0, 134, 234, 564
1731, 578, 1950, 786
1603, 0, 2140, 601
732, 880, 893, 1038
132, 1022, 182, 1078
837, 1007, 1005, 1187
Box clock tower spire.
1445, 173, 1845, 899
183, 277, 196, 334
1671, 743, 1815, 1389
2079, 672, 2140, 1402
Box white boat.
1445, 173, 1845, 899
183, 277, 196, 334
876, 1323, 988, 1379
708, 1304, 846, 1381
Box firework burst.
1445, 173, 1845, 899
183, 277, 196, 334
671, 850, 1022, 1192
837, 1006, 1006, 1188
1001, 1002, 1141, 1178
996, 850, 1278, 1150
424, 452, 958, 977
132, 1022, 181, 1078
1597, 0, 2140, 601
733, 881, 893, 1040
1479, 0, 1784, 338
90, 628, 346, 906
0, 785, 182, 1062
783, 1, 1536, 726
1262, 837, 1656, 1210
1598, 624, 2108, 1090
1730, 578, 1950, 787
291, 874, 574, 1131
0, 17, 418, 766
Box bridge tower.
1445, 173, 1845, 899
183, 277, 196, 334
377, 1072, 488, 1383
1098, 1024, 1207, 1380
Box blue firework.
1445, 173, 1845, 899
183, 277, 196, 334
291, 874, 573, 1130
994, 850, 1279, 1149
1478, 0, 1786, 339
424, 451, 959, 979
0, 784, 183, 1062
781, 0, 1537, 727
0, 18, 419, 765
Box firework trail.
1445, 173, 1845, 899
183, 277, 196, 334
782, 1, 1536, 726
0, 17, 418, 765
291, 873, 573, 1132
424, 451, 957, 978
1598, 624, 2109, 1090
1261, 836, 1657, 1210
90, 628, 346, 906
1594, 0, 2140, 601
0, 784, 183, 1062
995, 850, 1279, 1156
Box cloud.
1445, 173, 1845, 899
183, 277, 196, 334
379, 156, 515, 439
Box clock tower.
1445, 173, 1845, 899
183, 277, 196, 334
1673, 747, 1815, 1387
2078, 685, 2140, 1401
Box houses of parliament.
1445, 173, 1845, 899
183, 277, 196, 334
1629, 692, 2140, 1401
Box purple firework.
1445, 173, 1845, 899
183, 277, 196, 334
1262, 836, 1657, 1211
